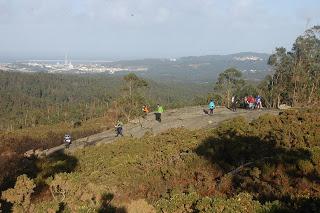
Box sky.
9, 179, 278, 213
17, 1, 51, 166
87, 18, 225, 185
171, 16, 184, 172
0, 0, 320, 60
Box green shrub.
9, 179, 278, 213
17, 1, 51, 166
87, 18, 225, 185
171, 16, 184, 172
310, 146, 320, 175
156, 192, 282, 213
156, 191, 200, 212
127, 199, 156, 213
298, 160, 314, 176
1, 175, 35, 213
33, 200, 60, 213
48, 173, 103, 212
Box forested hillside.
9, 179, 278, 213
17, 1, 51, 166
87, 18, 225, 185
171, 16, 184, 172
0, 71, 210, 130
109, 52, 271, 83
0, 72, 118, 130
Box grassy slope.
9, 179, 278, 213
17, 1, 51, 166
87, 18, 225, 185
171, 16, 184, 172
19, 109, 320, 212
0, 114, 116, 203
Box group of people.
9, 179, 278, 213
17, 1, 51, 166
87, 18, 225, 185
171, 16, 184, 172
115, 97, 260, 136
207, 95, 263, 114
64, 96, 263, 146
63, 104, 164, 145
243, 95, 262, 110
114, 104, 164, 137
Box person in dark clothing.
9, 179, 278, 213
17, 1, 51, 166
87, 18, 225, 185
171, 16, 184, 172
63, 134, 72, 148
231, 96, 237, 112
115, 120, 123, 137
155, 104, 164, 122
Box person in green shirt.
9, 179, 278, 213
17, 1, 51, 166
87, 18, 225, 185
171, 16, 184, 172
155, 104, 164, 122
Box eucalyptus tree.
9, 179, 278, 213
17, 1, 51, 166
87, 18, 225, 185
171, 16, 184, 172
117, 73, 149, 121
214, 68, 244, 108
268, 26, 320, 107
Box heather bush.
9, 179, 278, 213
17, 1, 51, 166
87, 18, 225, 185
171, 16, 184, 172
156, 192, 282, 213
310, 146, 320, 175
48, 173, 104, 212
155, 191, 200, 212
1, 175, 35, 213
127, 199, 156, 213
32, 201, 60, 213
297, 160, 314, 176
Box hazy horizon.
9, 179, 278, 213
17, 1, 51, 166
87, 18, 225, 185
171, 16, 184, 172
1, 0, 320, 60
0, 51, 271, 63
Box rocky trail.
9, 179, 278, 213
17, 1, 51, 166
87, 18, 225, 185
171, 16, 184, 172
41, 106, 279, 156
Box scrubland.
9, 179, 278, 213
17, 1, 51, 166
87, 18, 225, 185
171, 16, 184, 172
1, 108, 320, 212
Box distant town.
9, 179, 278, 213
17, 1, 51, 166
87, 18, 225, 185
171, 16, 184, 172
0, 54, 265, 74
0, 58, 148, 74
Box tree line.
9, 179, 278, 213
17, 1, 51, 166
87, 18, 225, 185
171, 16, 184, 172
261, 26, 320, 107
213, 26, 320, 108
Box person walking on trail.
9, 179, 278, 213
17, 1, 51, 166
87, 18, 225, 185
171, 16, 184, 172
155, 104, 164, 122
248, 95, 255, 110
256, 95, 262, 109
231, 96, 237, 112
208, 99, 215, 115
142, 105, 149, 118
64, 134, 72, 148
244, 96, 248, 109
115, 120, 123, 137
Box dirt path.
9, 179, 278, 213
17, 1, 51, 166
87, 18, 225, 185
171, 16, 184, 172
64, 106, 279, 152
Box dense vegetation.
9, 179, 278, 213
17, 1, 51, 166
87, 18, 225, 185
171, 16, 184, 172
1, 109, 319, 212
0, 72, 118, 130
0, 71, 211, 131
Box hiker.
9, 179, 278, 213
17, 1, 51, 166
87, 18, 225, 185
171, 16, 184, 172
115, 120, 123, 137
248, 95, 255, 110
231, 96, 237, 112
155, 104, 164, 122
142, 105, 149, 118
63, 134, 72, 148
256, 95, 262, 109
244, 96, 248, 109
208, 99, 215, 115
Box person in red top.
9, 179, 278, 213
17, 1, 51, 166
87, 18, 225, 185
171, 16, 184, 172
248, 96, 255, 110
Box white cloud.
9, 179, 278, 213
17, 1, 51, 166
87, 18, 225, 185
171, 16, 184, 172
155, 7, 170, 23
0, 0, 319, 59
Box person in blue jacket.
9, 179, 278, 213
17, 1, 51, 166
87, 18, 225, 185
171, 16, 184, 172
208, 99, 215, 115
